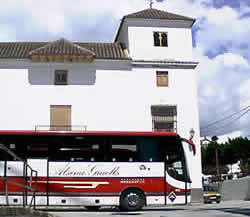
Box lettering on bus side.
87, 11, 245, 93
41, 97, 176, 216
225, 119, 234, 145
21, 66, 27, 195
57, 163, 120, 176
120, 178, 145, 184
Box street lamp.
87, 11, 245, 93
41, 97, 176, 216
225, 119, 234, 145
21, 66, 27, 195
189, 128, 195, 141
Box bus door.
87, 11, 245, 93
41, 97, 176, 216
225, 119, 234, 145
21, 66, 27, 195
165, 151, 188, 205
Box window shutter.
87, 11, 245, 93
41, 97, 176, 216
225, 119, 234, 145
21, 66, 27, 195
151, 105, 177, 132
156, 71, 168, 87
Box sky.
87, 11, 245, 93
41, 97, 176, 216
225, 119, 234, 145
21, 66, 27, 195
1, 0, 250, 138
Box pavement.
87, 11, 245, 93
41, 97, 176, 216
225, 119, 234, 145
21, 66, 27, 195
1, 200, 250, 217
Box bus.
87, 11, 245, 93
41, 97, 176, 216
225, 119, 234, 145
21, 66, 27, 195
0, 130, 196, 211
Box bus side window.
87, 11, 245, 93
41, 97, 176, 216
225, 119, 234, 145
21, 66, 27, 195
137, 137, 159, 162
110, 136, 137, 162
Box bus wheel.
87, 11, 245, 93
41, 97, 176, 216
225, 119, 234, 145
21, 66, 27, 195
85, 206, 100, 211
120, 188, 145, 211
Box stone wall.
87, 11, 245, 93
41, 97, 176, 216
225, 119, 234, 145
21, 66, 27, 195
221, 176, 250, 201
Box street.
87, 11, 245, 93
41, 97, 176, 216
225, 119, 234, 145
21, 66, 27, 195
47, 201, 250, 217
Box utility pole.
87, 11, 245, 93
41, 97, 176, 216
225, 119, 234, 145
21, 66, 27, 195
215, 148, 220, 175
212, 136, 220, 176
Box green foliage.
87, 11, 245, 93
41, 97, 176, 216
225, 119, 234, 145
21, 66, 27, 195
202, 136, 250, 175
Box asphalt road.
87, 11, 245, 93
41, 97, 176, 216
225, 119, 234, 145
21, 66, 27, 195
47, 201, 250, 217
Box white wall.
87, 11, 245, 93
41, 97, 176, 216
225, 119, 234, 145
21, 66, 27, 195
128, 26, 193, 61
0, 64, 197, 134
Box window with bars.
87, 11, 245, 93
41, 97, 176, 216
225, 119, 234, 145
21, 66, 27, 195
153, 32, 168, 47
156, 71, 168, 87
151, 105, 177, 132
55, 70, 68, 85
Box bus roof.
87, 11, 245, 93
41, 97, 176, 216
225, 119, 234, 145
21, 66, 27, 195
0, 130, 178, 137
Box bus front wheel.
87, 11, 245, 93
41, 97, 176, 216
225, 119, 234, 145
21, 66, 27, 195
120, 188, 145, 211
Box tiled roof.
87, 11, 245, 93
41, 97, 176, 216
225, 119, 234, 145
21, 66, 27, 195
29, 38, 96, 57
124, 8, 195, 21
115, 8, 195, 42
0, 39, 129, 60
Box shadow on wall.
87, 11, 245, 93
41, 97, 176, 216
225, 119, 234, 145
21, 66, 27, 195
28, 66, 97, 85
27, 61, 132, 86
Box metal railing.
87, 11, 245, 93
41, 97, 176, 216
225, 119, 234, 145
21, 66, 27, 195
35, 125, 87, 131
0, 144, 38, 208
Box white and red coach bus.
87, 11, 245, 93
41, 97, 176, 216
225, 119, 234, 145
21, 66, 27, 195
0, 130, 195, 211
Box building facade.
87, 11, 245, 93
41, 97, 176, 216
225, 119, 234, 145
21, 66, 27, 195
0, 8, 202, 202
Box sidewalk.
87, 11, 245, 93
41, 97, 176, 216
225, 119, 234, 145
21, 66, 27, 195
0, 207, 52, 217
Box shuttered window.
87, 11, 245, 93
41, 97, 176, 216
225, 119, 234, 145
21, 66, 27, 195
151, 105, 177, 132
50, 105, 72, 131
157, 71, 168, 87
55, 70, 68, 85
153, 32, 168, 47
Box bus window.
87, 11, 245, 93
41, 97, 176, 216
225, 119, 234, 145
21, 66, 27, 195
137, 137, 159, 162
166, 154, 186, 181
49, 136, 105, 162
157, 137, 188, 182
110, 136, 137, 162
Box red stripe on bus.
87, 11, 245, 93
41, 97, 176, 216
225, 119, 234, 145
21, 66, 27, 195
0, 130, 178, 137
2, 177, 190, 195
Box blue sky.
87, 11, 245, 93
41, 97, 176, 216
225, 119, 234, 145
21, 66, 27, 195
1, 0, 249, 138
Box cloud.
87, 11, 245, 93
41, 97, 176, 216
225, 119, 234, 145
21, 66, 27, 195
198, 51, 250, 136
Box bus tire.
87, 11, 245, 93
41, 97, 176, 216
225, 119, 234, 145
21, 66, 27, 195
120, 188, 145, 211
85, 206, 100, 211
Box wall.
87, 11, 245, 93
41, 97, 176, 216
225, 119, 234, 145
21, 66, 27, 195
128, 26, 193, 61
221, 177, 250, 201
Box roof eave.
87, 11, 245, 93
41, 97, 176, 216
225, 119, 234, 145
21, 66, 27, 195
115, 16, 196, 42
114, 17, 125, 42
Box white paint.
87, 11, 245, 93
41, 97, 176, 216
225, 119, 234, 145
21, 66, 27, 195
48, 196, 119, 206
128, 26, 193, 61
0, 196, 6, 205
146, 196, 165, 205
4, 196, 23, 205
28, 196, 47, 206
27, 159, 47, 176
166, 195, 190, 204
49, 162, 164, 178
0, 161, 4, 176
6, 161, 24, 176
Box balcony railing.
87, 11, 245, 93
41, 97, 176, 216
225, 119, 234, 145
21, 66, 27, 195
35, 125, 87, 131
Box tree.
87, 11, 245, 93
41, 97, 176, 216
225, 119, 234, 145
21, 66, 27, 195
202, 136, 250, 175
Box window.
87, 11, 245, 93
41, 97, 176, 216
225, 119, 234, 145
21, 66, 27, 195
166, 154, 186, 181
110, 136, 137, 162
151, 105, 177, 132
153, 32, 168, 47
156, 71, 168, 87
55, 70, 67, 85
50, 105, 71, 131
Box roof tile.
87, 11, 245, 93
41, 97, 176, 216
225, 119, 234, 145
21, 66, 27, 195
0, 40, 129, 60
124, 8, 195, 21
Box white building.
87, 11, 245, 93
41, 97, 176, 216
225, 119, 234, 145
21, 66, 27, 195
0, 8, 202, 202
